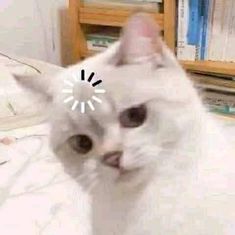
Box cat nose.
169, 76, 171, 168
102, 151, 123, 169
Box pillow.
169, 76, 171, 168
0, 54, 63, 130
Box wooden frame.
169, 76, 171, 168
163, 0, 176, 52
69, 0, 86, 62
69, 0, 176, 63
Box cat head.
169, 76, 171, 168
15, 14, 203, 191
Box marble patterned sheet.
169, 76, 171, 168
0, 123, 90, 235
0, 116, 234, 235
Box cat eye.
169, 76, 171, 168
69, 134, 93, 154
119, 104, 147, 128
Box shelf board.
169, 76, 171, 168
79, 3, 164, 27
182, 60, 235, 76
81, 50, 97, 58
191, 73, 235, 89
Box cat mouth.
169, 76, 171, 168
118, 168, 141, 179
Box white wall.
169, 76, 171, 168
0, 0, 68, 65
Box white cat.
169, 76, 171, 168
15, 14, 235, 235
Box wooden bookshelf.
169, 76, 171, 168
69, 0, 176, 63
69, 0, 235, 77
182, 60, 235, 77
79, 5, 164, 27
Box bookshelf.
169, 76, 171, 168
69, 0, 235, 77
69, 0, 176, 62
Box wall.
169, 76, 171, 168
0, 0, 71, 65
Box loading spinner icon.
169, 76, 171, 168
62, 69, 106, 113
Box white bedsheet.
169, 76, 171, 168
0, 54, 63, 130
0, 123, 90, 235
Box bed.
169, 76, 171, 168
0, 55, 235, 235
0, 55, 90, 235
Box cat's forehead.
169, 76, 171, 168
81, 61, 157, 110
55, 62, 157, 127
104, 78, 150, 110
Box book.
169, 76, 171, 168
208, 0, 228, 61
200, 0, 209, 60
196, 83, 235, 94
187, 0, 200, 45
205, 0, 214, 60
197, 0, 204, 60
190, 72, 235, 115
84, 0, 162, 9
177, 0, 235, 63
87, 34, 118, 52
186, 0, 202, 60
177, 0, 196, 61
221, 0, 233, 61
224, 1, 235, 62
202, 90, 235, 115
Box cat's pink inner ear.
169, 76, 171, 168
119, 13, 163, 63
127, 14, 157, 38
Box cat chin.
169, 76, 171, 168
116, 168, 142, 183
117, 168, 154, 189
98, 165, 153, 191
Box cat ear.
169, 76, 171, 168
115, 13, 163, 64
13, 74, 54, 102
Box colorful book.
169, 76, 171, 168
179, 0, 235, 63
197, 1, 204, 60
187, 0, 200, 45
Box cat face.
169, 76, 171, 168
15, 14, 201, 190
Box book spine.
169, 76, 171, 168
197, 0, 203, 60
225, 1, 235, 62
208, 0, 225, 61
177, 0, 196, 60
205, 0, 215, 60
87, 35, 118, 52
193, 0, 202, 60
200, 0, 210, 60
137, 0, 162, 2
177, 0, 186, 59
230, 1, 235, 61
187, 0, 203, 60
133, 0, 162, 2
187, 0, 199, 45
221, 0, 232, 61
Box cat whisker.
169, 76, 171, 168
86, 179, 99, 193
74, 172, 89, 181
76, 170, 98, 183
81, 175, 99, 193
160, 146, 195, 156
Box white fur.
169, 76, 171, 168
16, 14, 235, 235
